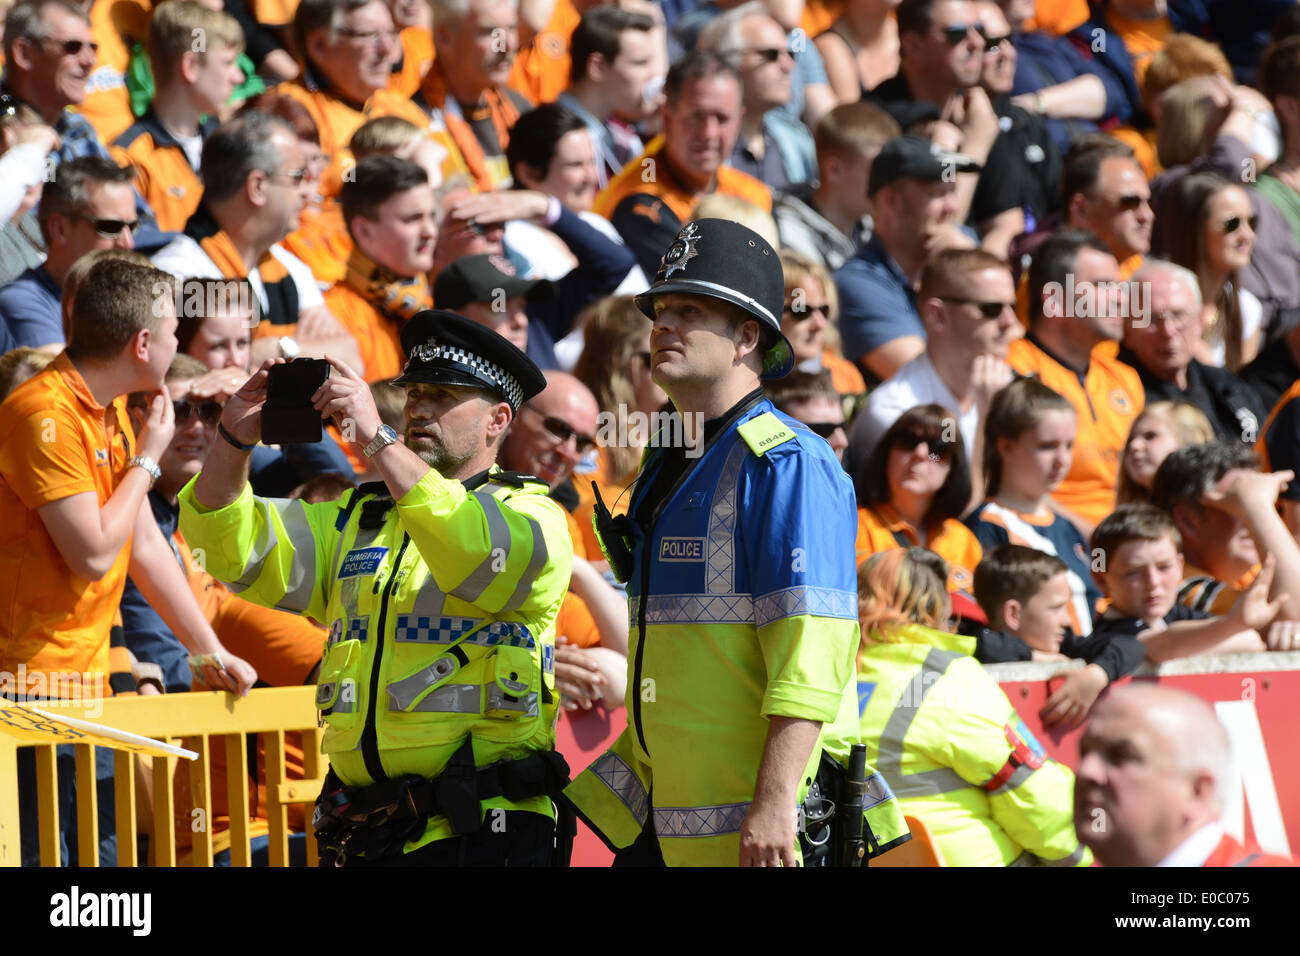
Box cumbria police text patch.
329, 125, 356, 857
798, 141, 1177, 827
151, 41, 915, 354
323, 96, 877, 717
338, 546, 388, 578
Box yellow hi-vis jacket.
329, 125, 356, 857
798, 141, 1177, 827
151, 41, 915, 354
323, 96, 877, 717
177, 467, 573, 851
565, 401, 910, 865
857, 623, 1091, 867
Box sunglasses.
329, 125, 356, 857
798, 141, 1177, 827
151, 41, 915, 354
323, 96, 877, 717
523, 406, 596, 453
806, 421, 845, 439
173, 399, 223, 426
940, 296, 1012, 319
77, 215, 139, 239
40, 37, 98, 56
940, 23, 985, 45
1222, 214, 1259, 234
893, 430, 954, 460
740, 46, 795, 63
983, 33, 1013, 53
783, 304, 832, 319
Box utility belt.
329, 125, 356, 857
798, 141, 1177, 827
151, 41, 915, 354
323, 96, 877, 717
798, 744, 880, 868
313, 736, 573, 867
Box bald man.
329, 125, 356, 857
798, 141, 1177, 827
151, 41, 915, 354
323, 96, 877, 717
1074, 685, 1294, 867
500, 370, 628, 713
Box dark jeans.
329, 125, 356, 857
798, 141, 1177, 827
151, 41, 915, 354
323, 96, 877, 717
343, 811, 556, 867
17, 744, 117, 867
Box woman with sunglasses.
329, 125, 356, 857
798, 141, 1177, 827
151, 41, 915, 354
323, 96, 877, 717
964, 376, 1099, 637
855, 403, 983, 601
779, 248, 865, 397
1161, 170, 1263, 370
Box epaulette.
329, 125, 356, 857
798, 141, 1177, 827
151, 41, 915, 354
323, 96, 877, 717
736, 412, 797, 458
488, 470, 536, 488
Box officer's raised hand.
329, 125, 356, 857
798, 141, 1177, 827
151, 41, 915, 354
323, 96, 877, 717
312, 356, 383, 448
220, 357, 285, 446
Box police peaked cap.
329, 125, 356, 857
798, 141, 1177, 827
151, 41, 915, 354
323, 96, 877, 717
634, 218, 795, 379
393, 309, 546, 412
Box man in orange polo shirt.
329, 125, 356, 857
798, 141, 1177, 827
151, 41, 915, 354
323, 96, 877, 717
596, 49, 770, 278
324, 154, 436, 382
0, 259, 256, 865
1010, 229, 1144, 535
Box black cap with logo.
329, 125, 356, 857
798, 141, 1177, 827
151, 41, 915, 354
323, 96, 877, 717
634, 218, 794, 380
394, 309, 546, 412
868, 134, 982, 196
433, 254, 555, 310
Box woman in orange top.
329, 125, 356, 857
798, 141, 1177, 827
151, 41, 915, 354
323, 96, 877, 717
571, 294, 667, 559
779, 248, 867, 398
855, 403, 983, 597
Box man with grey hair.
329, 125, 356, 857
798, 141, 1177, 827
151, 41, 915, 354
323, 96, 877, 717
2, 0, 159, 230
1117, 259, 1265, 445
371, 0, 530, 191
1074, 684, 1293, 866
151, 111, 363, 370
0, 157, 136, 350
698, 2, 814, 190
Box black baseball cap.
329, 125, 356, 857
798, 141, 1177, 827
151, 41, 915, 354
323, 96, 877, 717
433, 254, 555, 310
868, 134, 982, 196
394, 309, 546, 411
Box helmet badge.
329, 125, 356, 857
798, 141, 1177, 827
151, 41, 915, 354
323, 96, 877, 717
661, 221, 701, 277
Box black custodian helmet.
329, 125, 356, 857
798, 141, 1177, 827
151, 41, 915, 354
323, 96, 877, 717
634, 218, 794, 379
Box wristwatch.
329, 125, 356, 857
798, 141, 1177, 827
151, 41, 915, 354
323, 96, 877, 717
129, 454, 162, 487
363, 424, 399, 458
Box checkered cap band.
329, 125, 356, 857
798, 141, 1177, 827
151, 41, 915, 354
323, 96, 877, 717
408, 343, 524, 410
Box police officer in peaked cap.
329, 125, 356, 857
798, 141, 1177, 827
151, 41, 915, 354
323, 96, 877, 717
179, 311, 579, 866
564, 219, 910, 866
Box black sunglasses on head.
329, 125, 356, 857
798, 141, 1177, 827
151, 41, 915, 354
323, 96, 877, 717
940, 296, 1012, 319
1222, 214, 1259, 234
893, 430, 954, 460
941, 23, 985, 44
174, 399, 223, 426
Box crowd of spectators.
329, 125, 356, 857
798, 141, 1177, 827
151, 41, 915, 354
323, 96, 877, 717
3, 0, 1300, 867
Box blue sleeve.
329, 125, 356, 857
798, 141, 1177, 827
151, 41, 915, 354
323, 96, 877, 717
0, 283, 62, 349
1061, 36, 1134, 125
119, 574, 194, 693
832, 258, 923, 363
530, 204, 639, 343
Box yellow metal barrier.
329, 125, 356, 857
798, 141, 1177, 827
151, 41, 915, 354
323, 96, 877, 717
0, 687, 326, 867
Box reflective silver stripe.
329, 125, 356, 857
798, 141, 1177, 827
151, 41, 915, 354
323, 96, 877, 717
987, 762, 1037, 798
409, 566, 448, 620
876, 648, 973, 798
754, 585, 858, 627
449, 491, 512, 602
663, 277, 778, 326
589, 751, 649, 827
705, 442, 748, 595
1036, 845, 1086, 867
1008, 851, 1036, 867
272, 498, 318, 612
501, 514, 549, 611
485, 687, 538, 718
333, 679, 356, 713
227, 503, 280, 593
399, 682, 482, 714
654, 802, 751, 838
386, 656, 459, 711
643, 593, 754, 624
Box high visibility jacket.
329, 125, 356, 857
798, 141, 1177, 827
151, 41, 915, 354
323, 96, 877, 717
178, 466, 573, 851
566, 398, 909, 865
857, 623, 1091, 867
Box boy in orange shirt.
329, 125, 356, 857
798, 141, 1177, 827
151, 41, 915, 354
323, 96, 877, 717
0, 259, 255, 864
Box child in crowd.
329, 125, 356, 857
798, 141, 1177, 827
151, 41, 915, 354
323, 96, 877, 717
1090, 504, 1276, 663
974, 544, 1145, 727
1115, 400, 1215, 505
966, 376, 1099, 635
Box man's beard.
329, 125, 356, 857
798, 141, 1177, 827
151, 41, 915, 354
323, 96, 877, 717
411, 435, 473, 476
